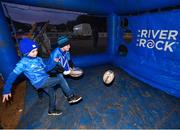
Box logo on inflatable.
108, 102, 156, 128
136, 30, 179, 52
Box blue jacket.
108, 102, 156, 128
3, 56, 51, 94
44, 48, 71, 72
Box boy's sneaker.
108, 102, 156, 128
68, 95, 82, 104
48, 109, 62, 116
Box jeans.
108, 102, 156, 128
40, 74, 73, 112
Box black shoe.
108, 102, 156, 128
68, 95, 82, 104
48, 109, 62, 116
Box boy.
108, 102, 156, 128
2, 38, 82, 116
45, 35, 83, 77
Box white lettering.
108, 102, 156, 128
168, 30, 178, 40
137, 29, 178, 52
159, 30, 168, 40
148, 30, 151, 38
152, 30, 160, 39
155, 41, 164, 50
164, 41, 176, 52
141, 30, 148, 38
139, 39, 146, 47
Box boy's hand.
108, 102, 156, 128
54, 58, 60, 62
2, 93, 12, 103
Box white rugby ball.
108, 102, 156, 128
103, 70, 115, 85
70, 67, 83, 77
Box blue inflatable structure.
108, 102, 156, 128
0, 0, 180, 94
0, 0, 180, 99
0, 0, 180, 129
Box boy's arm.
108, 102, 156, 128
2, 60, 25, 102
3, 72, 19, 94
68, 59, 75, 68
57, 51, 72, 75
66, 51, 75, 68
2, 72, 19, 103
43, 57, 57, 72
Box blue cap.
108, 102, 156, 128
57, 36, 69, 47
19, 38, 39, 55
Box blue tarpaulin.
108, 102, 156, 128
0, 0, 179, 98
114, 10, 180, 97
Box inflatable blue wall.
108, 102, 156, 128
0, 0, 179, 97
0, 3, 18, 80
114, 10, 180, 97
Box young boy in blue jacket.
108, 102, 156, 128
45, 36, 73, 75
45, 35, 83, 77
2, 38, 82, 116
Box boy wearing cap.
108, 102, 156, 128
2, 38, 82, 116
45, 36, 72, 75
45, 35, 83, 77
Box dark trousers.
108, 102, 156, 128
39, 74, 73, 112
